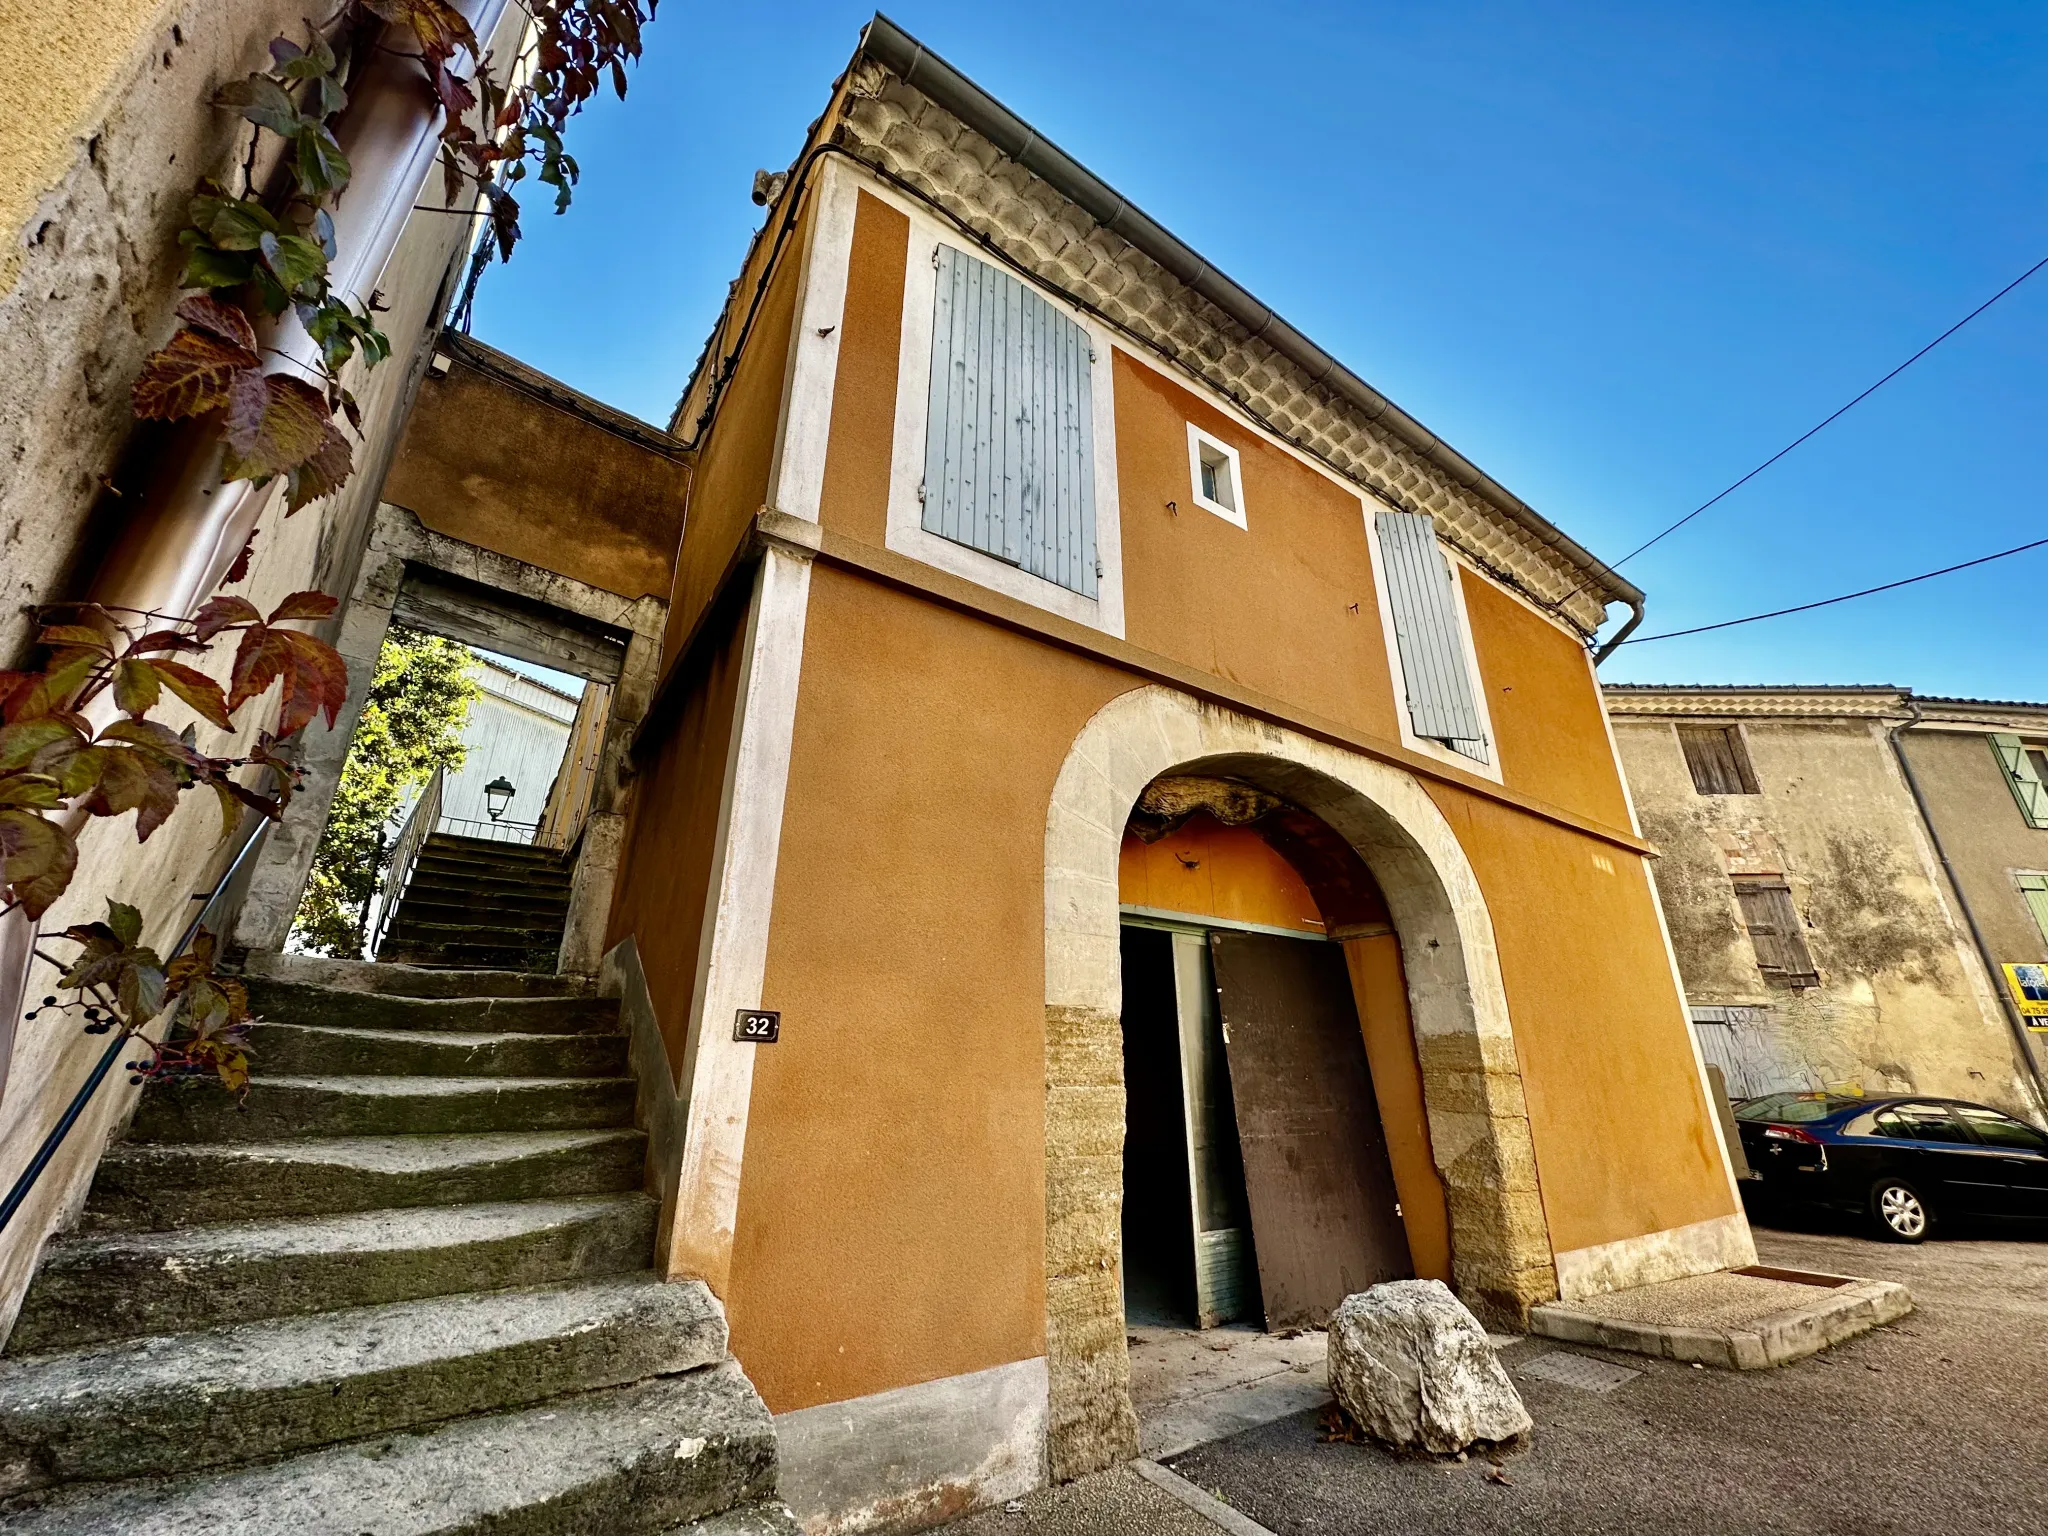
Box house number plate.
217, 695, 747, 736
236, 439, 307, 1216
734, 1009, 780, 1043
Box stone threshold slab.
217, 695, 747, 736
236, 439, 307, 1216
1528, 1265, 1914, 1370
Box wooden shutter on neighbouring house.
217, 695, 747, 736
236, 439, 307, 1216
2018, 873, 2048, 948
1375, 510, 1487, 762
1733, 880, 1819, 986
1991, 735, 2048, 829
1677, 724, 1760, 795
922, 245, 1097, 597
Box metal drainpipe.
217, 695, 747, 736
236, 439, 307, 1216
1591, 593, 1646, 665
1887, 699, 2048, 1116
0, 0, 519, 1104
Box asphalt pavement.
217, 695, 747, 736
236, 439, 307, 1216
954, 1215, 2048, 1536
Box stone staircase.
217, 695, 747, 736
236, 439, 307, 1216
0, 957, 789, 1535
378, 834, 573, 972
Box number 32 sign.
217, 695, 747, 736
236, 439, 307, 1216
734, 1009, 781, 1043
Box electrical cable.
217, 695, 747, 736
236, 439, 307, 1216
1615, 534, 2048, 646
1565, 248, 2048, 614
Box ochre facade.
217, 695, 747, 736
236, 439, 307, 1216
604, 162, 1747, 1468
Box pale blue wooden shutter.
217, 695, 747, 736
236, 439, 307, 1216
923, 246, 1097, 597
1376, 510, 1487, 762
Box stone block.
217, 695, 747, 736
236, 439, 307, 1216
1327, 1281, 1532, 1453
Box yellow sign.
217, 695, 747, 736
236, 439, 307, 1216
2003, 963, 2048, 1026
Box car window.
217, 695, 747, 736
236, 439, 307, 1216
1955, 1106, 2048, 1151
1735, 1093, 1860, 1124
1879, 1104, 1977, 1145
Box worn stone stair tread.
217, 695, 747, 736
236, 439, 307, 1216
240, 985, 618, 1034
0, 1275, 727, 1492
130, 1073, 636, 1143
0, 1363, 775, 1536
387, 922, 570, 943
244, 1023, 628, 1077
665, 1500, 802, 1536
240, 956, 590, 999
11, 1195, 660, 1354
81, 1129, 648, 1231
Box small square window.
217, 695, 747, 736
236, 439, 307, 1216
1186, 424, 1246, 527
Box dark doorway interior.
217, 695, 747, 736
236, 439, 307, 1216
1120, 926, 1197, 1326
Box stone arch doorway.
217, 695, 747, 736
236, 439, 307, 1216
1042, 686, 1557, 1479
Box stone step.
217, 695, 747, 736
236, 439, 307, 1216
244, 981, 617, 1034
244, 1023, 627, 1078
425, 834, 568, 864
239, 954, 590, 1000
10, 1195, 660, 1354
669, 1502, 803, 1536
411, 854, 572, 885
0, 1276, 727, 1496
128, 1075, 637, 1144
393, 888, 572, 921
377, 941, 562, 973
0, 1359, 771, 1535
385, 920, 568, 948
78, 1129, 648, 1233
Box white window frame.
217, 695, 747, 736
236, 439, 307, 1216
1185, 423, 1246, 528
885, 207, 1125, 637
1361, 493, 1502, 783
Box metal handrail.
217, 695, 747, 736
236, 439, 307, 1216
0, 813, 272, 1234
370, 766, 442, 960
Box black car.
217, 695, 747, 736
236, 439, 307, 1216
1734, 1092, 2048, 1241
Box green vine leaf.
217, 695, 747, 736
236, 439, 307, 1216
216, 74, 304, 137
222, 374, 333, 479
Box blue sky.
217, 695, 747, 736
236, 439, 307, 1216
469, 2, 2048, 699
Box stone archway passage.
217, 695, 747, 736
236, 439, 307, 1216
1042, 686, 1558, 1481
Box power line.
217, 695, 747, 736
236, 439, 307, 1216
1565, 248, 2048, 611
1616, 534, 2048, 646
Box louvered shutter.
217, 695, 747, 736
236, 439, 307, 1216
1733, 880, 1819, 986
922, 246, 1097, 597
1991, 735, 2048, 829
2019, 874, 2048, 946
1375, 510, 1486, 761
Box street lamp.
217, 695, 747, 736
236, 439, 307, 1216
484, 776, 516, 822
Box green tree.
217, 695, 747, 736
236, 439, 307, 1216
290, 626, 478, 956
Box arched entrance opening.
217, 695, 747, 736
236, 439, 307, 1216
1043, 687, 1557, 1480
1116, 776, 1446, 1336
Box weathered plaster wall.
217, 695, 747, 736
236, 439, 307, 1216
1903, 728, 2048, 971
0, 0, 311, 665
381, 335, 690, 602
1610, 714, 2031, 1116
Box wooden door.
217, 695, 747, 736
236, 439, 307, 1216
1211, 931, 1412, 1328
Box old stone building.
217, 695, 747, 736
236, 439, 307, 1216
1607, 686, 2048, 1122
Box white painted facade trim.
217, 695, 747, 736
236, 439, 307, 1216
1184, 422, 1247, 528
879, 187, 1126, 637
1362, 497, 1505, 786
1552, 1212, 1758, 1303
768, 157, 859, 525
667, 545, 813, 1292
775, 1356, 1048, 1534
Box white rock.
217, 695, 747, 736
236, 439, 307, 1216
1327, 1280, 1532, 1453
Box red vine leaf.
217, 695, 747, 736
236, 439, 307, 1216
221, 375, 332, 480
284, 421, 353, 512
3, 652, 99, 724
367, 0, 480, 62
192, 596, 262, 643
147, 661, 236, 731
276, 632, 349, 735
174, 294, 259, 354
81, 746, 181, 840
267, 592, 339, 623
132, 328, 263, 421
227, 625, 294, 713
224, 530, 260, 586
0, 809, 78, 919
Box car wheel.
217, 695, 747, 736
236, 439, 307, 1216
1870, 1178, 1931, 1243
